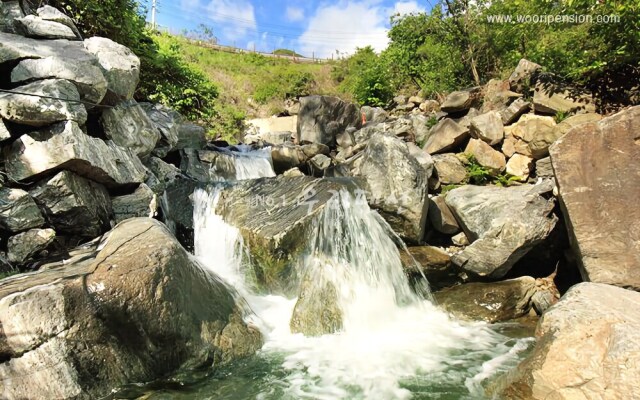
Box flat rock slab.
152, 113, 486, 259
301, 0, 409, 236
550, 105, 640, 290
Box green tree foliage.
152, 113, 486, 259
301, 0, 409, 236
332, 46, 393, 106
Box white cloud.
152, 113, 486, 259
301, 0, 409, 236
205, 0, 257, 41
297, 1, 425, 59
285, 6, 305, 22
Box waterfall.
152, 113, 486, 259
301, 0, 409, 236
193, 186, 533, 399
212, 147, 276, 181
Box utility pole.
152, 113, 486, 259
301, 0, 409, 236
151, 0, 157, 30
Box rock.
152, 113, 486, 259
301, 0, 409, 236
244, 130, 292, 146
361, 106, 387, 124
14, 15, 77, 40
554, 112, 602, 137
431, 153, 468, 185
139, 103, 180, 157
400, 246, 458, 289
101, 100, 160, 158
0, 31, 88, 64
470, 111, 504, 145
500, 98, 531, 125
30, 171, 111, 238
7, 228, 56, 264
0, 119, 10, 141
161, 176, 198, 249
111, 184, 156, 223
176, 122, 207, 150
535, 157, 553, 178
528, 113, 602, 159
0, 218, 262, 400
0, 188, 44, 233
502, 132, 532, 158
332, 133, 431, 242
0, 2, 23, 34
411, 114, 432, 145
452, 107, 479, 130
283, 98, 300, 115
144, 156, 183, 194
507, 114, 556, 143
445, 184, 558, 279
428, 195, 460, 234
435, 277, 537, 323
301, 143, 330, 158
271, 143, 306, 173
423, 118, 469, 154
481, 79, 522, 113
296, 95, 361, 146
283, 167, 304, 177
308, 154, 331, 176
215, 176, 357, 295
4, 121, 146, 188
408, 95, 424, 105
452, 232, 469, 246
508, 59, 541, 93
35, 6, 80, 37
83, 37, 140, 104
550, 106, 640, 290
0, 79, 87, 126
500, 283, 640, 399
440, 87, 481, 113
335, 129, 355, 148
464, 138, 506, 175
506, 154, 534, 181
533, 76, 596, 114
394, 94, 408, 105
419, 100, 440, 113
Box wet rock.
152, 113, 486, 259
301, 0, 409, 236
533, 76, 596, 114
423, 118, 469, 154
271, 143, 306, 173
500, 283, 640, 399
428, 196, 460, 235
500, 98, 530, 125
83, 37, 140, 104
101, 100, 160, 158
0, 218, 262, 400
432, 154, 468, 185
550, 106, 640, 290
308, 154, 331, 176
30, 171, 111, 239
244, 130, 292, 145
440, 87, 481, 113
296, 95, 361, 146
7, 228, 56, 264
0, 79, 87, 126
0, 188, 44, 233
111, 184, 156, 223
401, 246, 460, 289
508, 59, 541, 93
470, 111, 504, 145
4, 121, 147, 188
435, 277, 537, 323
464, 138, 506, 175
161, 176, 198, 249
14, 15, 77, 40
445, 184, 557, 279
506, 154, 534, 181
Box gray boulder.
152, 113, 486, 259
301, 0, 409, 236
445, 184, 557, 279
7, 228, 56, 264
508, 59, 541, 93
500, 98, 530, 125
432, 153, 467, 185
101, 100, 160, 158
0, 31, 88, 64
529, 112, 602, 159
83, 37, 140, 104
0, 218, 262, 400
423, 118, 469, 154
0, 1, 23, 34
360, 106, 388, 124
144, 156, 184, 194
428, 195, 460, 235
550, 106, 640, 290
30, 171, 112, 239
440, 87, 481, 113
469, 111, 504, 145
111, 184, 156, 223
139, 102, 180, 156
35, 6, 81, 37
14, 15, 77, 40
464, 138, 506, 175
176, 122, 207, 150
4, 121, 147, 188
0, 188, 44, 233
296, 95, 361, 146
535, 157, 554, 178
308, 154, 331, 176
533, 76, 596, 114
0, 79, 87, 126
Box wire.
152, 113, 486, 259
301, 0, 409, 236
0, 88, 114, 109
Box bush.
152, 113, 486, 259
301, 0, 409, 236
254, 67, 314, 104
333, 46, 393, 106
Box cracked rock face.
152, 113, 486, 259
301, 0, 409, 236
0, 218, 262, 400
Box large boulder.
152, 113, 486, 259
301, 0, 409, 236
528, 113, 602, 159
0, 31, 88, 64
500, 283, 640, 399
0, 188, 44, 233
13, 15, 77, 40
331, 133, 432, 242
0, 2, 23, 34
508, 59, 541, 93
432, 153, 467, 186
400, 245, 459, 289
29, 171, 112, 239
101, 100, 160, 158
445, 184, 558, 279
296, 95, 361, 146
83, 37, 140, 104
550, 106, 640, 290
506, 154, 534, 181
35, 6, 80, 37
0, 218, 262, 400
440, 87, 481, 113
481, 79, 522, 113
423, 118, 469, 154
111, 184, 155, 223
464, 138, 506, 175
181, 148, 275, 183
428, 195, 460, 235
469, 111, 504, 145
4, 121, 147, 188
7, 228, 56, 264
533, 75, 596, 114
144, 156, 184, 194
500, 98, 530, 125
139, 102, 180, 156
0, 79, 87, 126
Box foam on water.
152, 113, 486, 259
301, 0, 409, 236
193, 186, 532, 399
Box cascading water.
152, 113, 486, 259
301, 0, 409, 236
190, 185, 533, 400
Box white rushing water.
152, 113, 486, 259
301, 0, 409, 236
193, 185, 532, 400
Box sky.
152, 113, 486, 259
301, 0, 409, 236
149, 0, 429, 58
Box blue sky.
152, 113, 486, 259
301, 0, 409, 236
148, 0, 428, 58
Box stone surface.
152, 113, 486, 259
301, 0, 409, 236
481, 79, 522, 113
331, 133, 432, 242
14, 15, 77, 40
506, 154, 534, 181
0, 218, 262, 400
30, 171, 111, 238
7, 228, 56, 264
308, 153, 331, 175
464, 138, 506, 175
4, 121, 147, 188
428, 195, 460, 235
424, 118, 469, 154
440, 87, 481, 113
432, 153, 467, 185
0, 32, 87, 64
83, 37, 140, 103
111, 184, 156, 223
470, 111, 504, 145
360, 106, 388, 124
500, 283, 640, 399
507, 114, 556, 143
500, 98, 531, 125
101, 100, 160, 158
535, 157, 554, 178
508, 59, 541, 93
502, 132, 532, 158
296, 95, 362, 146
244, 130, 293, 146
0, 1, 23, 34
36, 6, 79, 36
435, 277, 537, 323
446, 184, 557, 279
176, 122, 207, 150
0, 188, 44, 233
139, 102, 180, 157
533, 77, 596, 114
0, 119, 11, 141
528, 113, 602, 159
550, 106, 640, 290
0, 79, 87, 126
144, 156, 183, 194
400, 246, 459, 290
